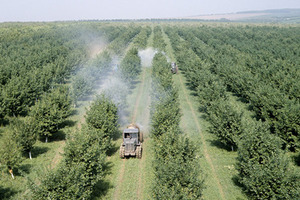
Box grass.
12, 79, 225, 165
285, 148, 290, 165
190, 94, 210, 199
96, 65, 153, 200
0, 138, 65, 199
95, 28, 155, 200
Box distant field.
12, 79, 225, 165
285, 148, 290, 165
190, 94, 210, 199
185, 12, 268, 20
180, 8, 300, 22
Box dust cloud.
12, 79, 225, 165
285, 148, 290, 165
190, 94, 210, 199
87, 38, 107, 59
138, 47, 157, 67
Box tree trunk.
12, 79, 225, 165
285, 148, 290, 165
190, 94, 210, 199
231, 145, 234, 151
45, 136, 48, 143
29, 151, 32, 159
9, 169, 14, 179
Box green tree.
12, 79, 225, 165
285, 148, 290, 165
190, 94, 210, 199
30, 86, 72, 142
153, 128, 204, 200
153, 26, 167, 51
1, 76, 34, 117
236, 120, 300, 199
0, 131, 23, 179
9, 117, 37, 159
151, 90, 181, 139
206, 101, 244, 150
70, 72, 94, 107
132, 27, 151, 49
196, 71, 228, 109
85, 94, 119, 152
150, 51, 204, 199
30, 126, 106, 199
119, 47, 141, 83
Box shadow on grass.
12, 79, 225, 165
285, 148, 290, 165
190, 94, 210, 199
91, 161, 114, 199
52, 130, 66, 141
198, 106, 208, 115
128, 79, 141, 91
232, 175, 242, 187
61, 119, 77, 128
112, 129, 122, 141
185, 82, 197, 93
0, 128, 4, 137
0, 118, 9, 126
292, 153, 300, 166
92, 179, 113, 199
38, 130, 66, 143
16, 163, 32, 175
70, 109, 78, 116
31, 146, 50, 158
208, 139, 235, 152
107, 143, 120, 157
236, 95, 250, 104
106, 129, 122, 157
232, 175, 246, 198
0, 185, 17, 200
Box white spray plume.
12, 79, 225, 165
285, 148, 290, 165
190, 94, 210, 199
138, 47, 157, 67
87, 38, 107, 59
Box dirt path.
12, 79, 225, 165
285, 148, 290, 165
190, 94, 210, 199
132, 67, 147, 123
177, 72, 225, 200
50, 141, 66, 169
136, 94, 151, 199
112, 159, 126, 200
111, 67, 151, 200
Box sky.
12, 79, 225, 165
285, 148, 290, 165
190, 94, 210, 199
0, 0, 299, 22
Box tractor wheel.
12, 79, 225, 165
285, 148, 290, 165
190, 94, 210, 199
136, 146, 142, 159
120, 146, 125, 159
139, 132, 143, 142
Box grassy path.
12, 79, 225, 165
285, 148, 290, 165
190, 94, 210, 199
162, 27, 247, 200
95, 28, 155, 200
176, 72, 225, 199
98, 66, 153, 200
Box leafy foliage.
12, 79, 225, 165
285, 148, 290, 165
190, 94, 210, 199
166, 25, 300, 151
85, 94, 119, 152
0, 130, 23, 172
30, 86, 72, 142
30, 91, 119, 199
153, 26, 167, 51
150, 52, 204, 199
236, 120, 300, 199
0, 24, 89, 119
30, 126, 106, 199
153, 128, 204, 200
9, 117, 37, 157
70, 70, 94, 106
207, 101, 244, 150
132, 26, 151, 49
119, 47, 142, 83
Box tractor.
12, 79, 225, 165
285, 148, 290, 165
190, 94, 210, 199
171, 62, 178, 74
120, 124, 143, 159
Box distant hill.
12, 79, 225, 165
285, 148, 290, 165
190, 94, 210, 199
184, 9, 300, 23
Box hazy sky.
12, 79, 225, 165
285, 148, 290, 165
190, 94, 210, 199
0, 0, 299, 22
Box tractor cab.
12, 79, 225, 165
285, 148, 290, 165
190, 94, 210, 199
171, 62, 178, 74
120, 124, 142, 158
